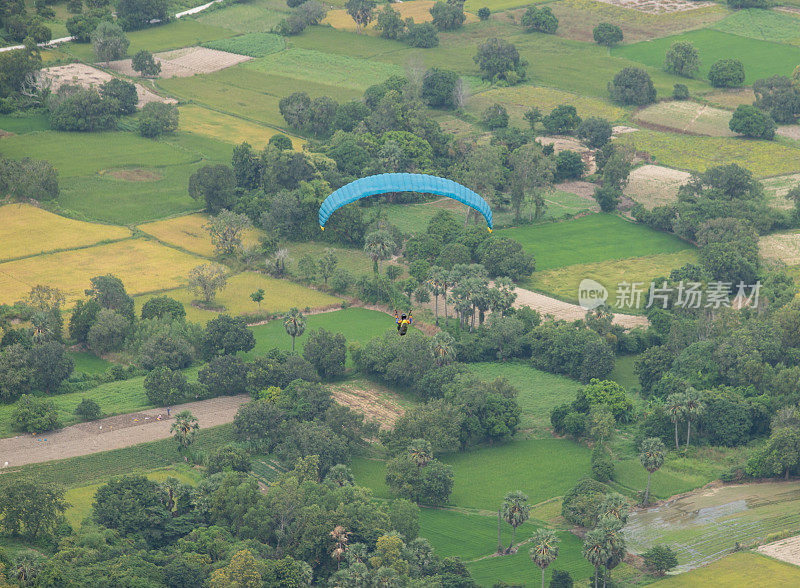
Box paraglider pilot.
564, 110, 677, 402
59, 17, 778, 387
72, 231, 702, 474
395, 311, 412, 336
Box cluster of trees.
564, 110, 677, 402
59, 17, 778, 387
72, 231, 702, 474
663, 41, 745, 88
0, 43, 42, 112
521, 6, 558, 34
0, 155, 58, 201
374, 3, 439, 48
1, 0, 52, 43
0, 454, 476, 586
275, 0, 326, 36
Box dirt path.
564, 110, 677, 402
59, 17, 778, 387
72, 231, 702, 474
0, 395, 249, 468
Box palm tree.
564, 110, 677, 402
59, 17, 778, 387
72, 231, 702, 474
431, 332, 456, 366
501, 491, 530, 550
330, 525, 349, 570
639, 437, 666, 506
530, 529, 560, 588
363, 230, 396, 274
583, 527, 611, 588
683, 387, 704, 451
171, 410, 199, 449
283, 307, 306, 351
597, 519, 626, 588
665, 393, 686, 451
597, 492, 629, 526
408, 438, 433, 468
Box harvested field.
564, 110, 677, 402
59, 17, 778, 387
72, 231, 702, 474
759, 231, 800, 265
178, 105, 302, 148
704, 88, 756, 111
105, 168, 162, 181
328, 380, 407, 430
324, 0, 478, 31
593, 0, 714, 13
758, 534, 800, 567
0, 204, 131, 262
536, 135, 596, 173
556, 180, 598, 199
38, 63, 171, 107
625, 164, 691, 209
763, 173, 800, 210
107, 47, 252, 78
634, 101, 734, 137
138, 213, 262, 257
0, 239, 202, 304
777, 125, 800, 141
651, 552, 800, 586
549, 0, 728, 44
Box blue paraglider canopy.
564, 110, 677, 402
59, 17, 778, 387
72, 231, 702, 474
319, 173, 493, 231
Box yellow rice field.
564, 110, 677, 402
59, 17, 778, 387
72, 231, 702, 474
138, 213, 263, 257
324, 0, 478, 31
135, 271, 341, 322
178, 105, 304, 149
0, 238, 203, 304
0, 204, 131, 261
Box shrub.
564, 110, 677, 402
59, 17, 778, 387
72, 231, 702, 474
477, 7, 490, 20
49, 89, 118, 132
429, 1, 465, 31
728, 0, 769, 7
729, 104, 776, 140
144, 367, 189, 406
542, 105, 581, 135
482, 104, 509, 129
642, 545, 678, 575
269, 134, 293, 150
404, 21, 439, 48
138, 102, 178, 137
672, 83, 689, 100
577, 117, 612, 149
131, 49, 161, 77
474, 38, 524, 82
591, 445, 614, 482
66, 14, 99, 43
563, 411, 586, 438
594, 184, 621, 213
608, 67, 656, 105
593, 22, 622, 47
138, 331, 194, 371
100, 78, 138, 115
302, 328, 346, 379
12, 394, 60, 433
521, 6, 558, 34
549, 570, 574, 588
87, 309, 130, 355
708, 58, 745, 88
561, 477, 609, 527
206, 444, 251, 474
664, 41, 700, 78
140, 296, 185, 321
422, 68, 459, 109
75, 398, 101, 421
554, 150, 585, 181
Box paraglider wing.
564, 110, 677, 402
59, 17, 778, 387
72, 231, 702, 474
319, 173, 493, 231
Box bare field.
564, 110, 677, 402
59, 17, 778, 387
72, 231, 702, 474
759, 231, 800, 265
758, 535, 800, 567
39, 63, 172, 107
0, 204, 131, 261
328, 380, 407, 430
324, 0, 478, 32
777, 125, 800, 141
625, 164, 691, 209
0, 239, 203, 304
107, 47, 251, 78
704, 88, 756, 111
137, 213, 263, 257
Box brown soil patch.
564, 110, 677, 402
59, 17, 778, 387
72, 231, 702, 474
106, 47, 251, 79
757, 534, 800, 566
536, 135, 596, 174
556, 180, 598, 199
328, 381, 406, 430
104, 168, 163, 182
759, 231, 800, 265
38, 63, 173, 108
625, 164, 691, 209
777, 125, 800, 141
593, 0, 714, 13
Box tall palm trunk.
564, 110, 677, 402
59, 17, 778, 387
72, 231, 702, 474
443, 286, 448, 324
434, 293, 439, 325
674, 420, 679, 451
291, 335, 296, 351
644, 471, 652, 506
509, 525, 516, 550
685, 420, 692, 451
594, 564, 599, 588
497, 509, 503, 553
541, 568, 546, 588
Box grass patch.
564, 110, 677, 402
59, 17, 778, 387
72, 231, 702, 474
0, 238, 203, 305
651, 552, 800, 586
196, 0, 291, 33
703, 87, 756, 111
613, 29, 800, 85
0, 204, 131, 261
247, 307, 394, 359
616, 129, 800, 177
244, 47, 404, 93
611, 354, 640, 392
467, 529, 594, 585
138, 213, 263, 257
463, 0, 547, 12
501, 214, 692, 272
69, 351, 113, 376
635, 101, 734, 137
135, 272, 340, 323
179, 105, 303, 148
64, 466, 200, 528
466, 361, 581, 430
759, 230, 800, 266
468, 84, 628, 126
61, 20, 234, 61
710, 8, 800, 45
549, 0, 730, 44
283, 241, 395, 278
0, 113, 50, 133
526, 249, 699, 309
0, 424, 235, 488
203, 32, 285, 56
762, 173, 800, 211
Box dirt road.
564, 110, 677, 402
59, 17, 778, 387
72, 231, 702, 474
0, 395, 249, 467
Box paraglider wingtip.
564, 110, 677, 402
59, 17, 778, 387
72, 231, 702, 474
320, 226, 324, 231
487, 228, 492, 233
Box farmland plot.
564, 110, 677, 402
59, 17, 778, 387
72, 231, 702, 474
39, 64, 172, 107
107, 47, 252, 78
138, 213, 263, 257
634, 101, 734, 137
625, 164, 691, 209
759, 230, 800, 265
